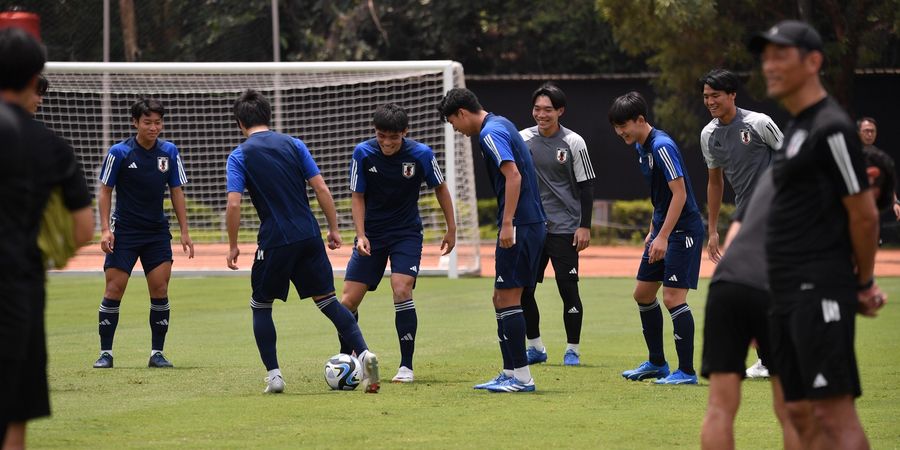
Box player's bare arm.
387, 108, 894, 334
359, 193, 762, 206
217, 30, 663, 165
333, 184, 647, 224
350, 191, 370, 256
649, 177, 686, 264
434, 183, 457, 255
170, 186, 194, 258
98, 184, 115, 254
842, 189, 884, 316
225, 191, 242, 269
499, 161, 521, 249
309, 174, 342, 250
706, 167, 724, 263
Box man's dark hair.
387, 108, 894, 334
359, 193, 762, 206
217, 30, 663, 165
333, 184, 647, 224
699, 68, 740, 94
372, 103, 409, 132
233, 89, 271, 128
130, 97, 165, 120
36, 74, 49, 96
857, 116, 877, 129
863, 146, 896, 211
532, 82, 567, 109
608, 91, 649, 125
437, 88, 482, 121
0, 27, 46, 91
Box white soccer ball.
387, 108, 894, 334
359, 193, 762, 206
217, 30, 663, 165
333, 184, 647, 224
324, 353, 361, 391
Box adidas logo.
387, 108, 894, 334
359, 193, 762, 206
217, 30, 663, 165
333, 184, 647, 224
668, 275, 678, 282
410, 266, 418, 273
155, 319, 169, 326
567, 306, 580, 314
400, 333, 414, 341
368, 166, 378, 173
128, 162, 137, 169
569, 268, 577, 275
99, 319, 112, 326
674, 333, 682, 340
813, 373, 828, 388
496, 275, 504, 283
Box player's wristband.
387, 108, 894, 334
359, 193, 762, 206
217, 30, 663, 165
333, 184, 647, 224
858, 278, 874, 291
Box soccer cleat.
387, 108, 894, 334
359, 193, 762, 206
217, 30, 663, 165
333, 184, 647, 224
92, 352, 114, 369
264, 375, 285, 394
148, 352, 174, 368
473, 373, 512, 390
746, 359, 770, 379
563, 349, 581, 366
359, 350, 380, 393
485, 377, 536, 393
391, 366, 414, 383
653, 369, 698, 385
622, 361, 670, 381
526, 346, 548, 365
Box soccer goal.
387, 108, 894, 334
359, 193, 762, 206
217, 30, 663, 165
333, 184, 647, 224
41, 61, 479, 277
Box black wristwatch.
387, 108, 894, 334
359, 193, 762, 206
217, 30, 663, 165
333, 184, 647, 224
858, 278, 874, 291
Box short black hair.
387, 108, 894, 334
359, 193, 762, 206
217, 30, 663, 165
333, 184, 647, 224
699, 68, 740, 94
233, 89, 271, 128
372, 103, 408, 132
36, 74, 49, 96
857, 116, 877, 129
437, 88, 482, 121
863, 146, 896, 211
608, 91, 648, 125
130, 97, 165, 120
0, 27, 46, 91
532, 82, 566, 109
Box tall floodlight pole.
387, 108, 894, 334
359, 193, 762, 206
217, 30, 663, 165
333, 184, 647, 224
272, 0, 283, 130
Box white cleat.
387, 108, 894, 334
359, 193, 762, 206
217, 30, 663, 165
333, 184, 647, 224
359, 350, 380, 393
746, 359, 770, 379
391, 366, 414, 383
264, 375, 285, 394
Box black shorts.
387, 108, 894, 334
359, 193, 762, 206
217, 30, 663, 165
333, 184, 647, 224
536, 233, 579, 283
700, 280, 773, 379
251, 237, 336, 302
770, 289, 861, 402
0, 285, 50, 427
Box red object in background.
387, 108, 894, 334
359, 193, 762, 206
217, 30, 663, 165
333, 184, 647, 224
0, 10, 41, 41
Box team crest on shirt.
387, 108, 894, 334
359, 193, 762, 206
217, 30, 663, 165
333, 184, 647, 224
740, 128, 752, 145
556, 148, 568, 164
785, 130, 808, 159
646, 154, 654, 169
157, 156, 169, 173
402, 162, 416, 178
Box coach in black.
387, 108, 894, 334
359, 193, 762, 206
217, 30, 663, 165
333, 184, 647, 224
750, 21, 885, 448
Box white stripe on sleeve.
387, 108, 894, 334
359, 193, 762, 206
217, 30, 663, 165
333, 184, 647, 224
483, 134, 503, 165
658, 146, 679, 180
100, 153, 115, 184
176, 154, 188, 185
350, 159, 358, 191
431, 157, 444, 184
827, 132, 861, 194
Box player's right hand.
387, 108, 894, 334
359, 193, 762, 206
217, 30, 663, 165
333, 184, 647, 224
499, 225, 515, 248
707, 232, 721, 263
100, 230, 115, 254
327, 230, 342, 250
226, 246, 240, 270
356, 236, 371, 256
858, 283, 887, 317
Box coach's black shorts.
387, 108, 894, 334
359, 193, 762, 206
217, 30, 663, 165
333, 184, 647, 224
770, 289, 861, 402
251, 237, 336, 302
536, 233, 579, 283
0, 285, 50, 428
700, 280, 773, 379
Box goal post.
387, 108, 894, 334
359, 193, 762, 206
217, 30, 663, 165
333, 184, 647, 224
42, 61, 479, 277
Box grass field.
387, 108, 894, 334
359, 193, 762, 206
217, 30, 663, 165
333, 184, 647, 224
31, 276, 900, 449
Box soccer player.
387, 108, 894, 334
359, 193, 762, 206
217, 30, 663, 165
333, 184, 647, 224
699, 68, 783, 378
437, 88, 546, 393
518, 83, 595, 366
338, 103, 456, 384
608, 91, 703, 385
0, 27, 93, 449
857, 117, 900, 221
93, 98, 194, 369
225, 89, 379, 394
750, 20, 885, 448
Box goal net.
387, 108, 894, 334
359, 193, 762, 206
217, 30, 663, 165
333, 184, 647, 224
41, 61, 479, 277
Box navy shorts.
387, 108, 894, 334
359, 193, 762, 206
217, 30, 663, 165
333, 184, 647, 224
251, 237, 336, 302
103, 234, 173, 275
536, 233, 579, 283
495, 222, 547, 289
636, 218, 703, 289
345, 230, 423, 290
700, 281, 774, 379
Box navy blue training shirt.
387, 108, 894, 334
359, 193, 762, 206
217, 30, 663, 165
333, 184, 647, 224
635, 128, 701, 228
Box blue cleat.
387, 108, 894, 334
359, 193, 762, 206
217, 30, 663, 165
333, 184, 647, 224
93, 352, 113, 369
485, 377, 536, 393
526, 346, 548, 365
622, 361, 669, 381
563, 349, 580, 366
148, 351, 173, 368
653, 369, 698, 385
474, 373, 512, 390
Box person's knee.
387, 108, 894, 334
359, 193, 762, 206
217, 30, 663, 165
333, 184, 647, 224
148, 279, 170, 298
632, 287, 655, 303
661, 290, 687, 309
392, 287, 413, 302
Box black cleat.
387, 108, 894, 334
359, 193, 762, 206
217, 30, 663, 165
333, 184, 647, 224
93, 352, 114, 369
148, 352, 174, 368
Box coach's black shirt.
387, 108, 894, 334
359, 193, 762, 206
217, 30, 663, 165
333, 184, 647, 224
767, 96, 868, 295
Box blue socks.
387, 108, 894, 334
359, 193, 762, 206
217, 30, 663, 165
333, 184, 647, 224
98, 297, 120, 351
638, 299, 666, 366
250, 298, 279, 371
497, 306, 527, 369
669, 303, 695, 375
394, 299, 416, 369
316, 295, 368, 356
149, 297, 170, 352
338, 309, 358, 355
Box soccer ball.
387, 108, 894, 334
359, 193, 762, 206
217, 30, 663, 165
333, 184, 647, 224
324, 353, 361, 391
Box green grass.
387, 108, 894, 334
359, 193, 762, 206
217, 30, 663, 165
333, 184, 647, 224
32, 276, 900, 449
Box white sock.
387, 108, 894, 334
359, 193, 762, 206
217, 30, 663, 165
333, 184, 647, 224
100, 350, 112, 357
513, 366, 532, 383
267, 368, 282, 379
566, 343, 580, 354
150, 349, 163, 357
503, 369, 514, 377
527, 337, 545, 351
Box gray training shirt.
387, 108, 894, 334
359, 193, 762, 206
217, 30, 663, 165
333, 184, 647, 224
711, 167, 775, 290
700, 108, 783, 218
520, 125, 595, 234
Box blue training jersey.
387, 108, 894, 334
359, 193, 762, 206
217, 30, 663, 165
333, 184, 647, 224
479, 113, 546, 227
226, 130, 322, 250
349, 137, 444, 237
635, 128, 701, 228
98, 137, 187, 237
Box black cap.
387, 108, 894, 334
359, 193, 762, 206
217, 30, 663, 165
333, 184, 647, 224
748, 20, 823, 54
